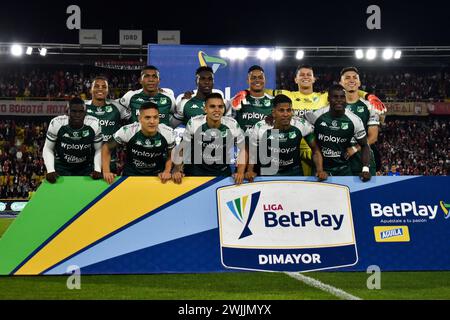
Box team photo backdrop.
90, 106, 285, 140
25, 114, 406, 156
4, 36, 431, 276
148, 44, 277, 98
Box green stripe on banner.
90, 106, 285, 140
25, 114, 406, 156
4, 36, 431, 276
0, 177, 111, 275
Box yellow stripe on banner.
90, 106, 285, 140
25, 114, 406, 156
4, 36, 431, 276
15, 177, 214, 275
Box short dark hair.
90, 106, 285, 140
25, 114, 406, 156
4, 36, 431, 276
93, 75, 108, 81
328, 84, 345, 95
273, 94, 292, 107
68, 97, 85, 108
248, 65, 264, 73
340, 67, 359, 77
141, 65, 159, 76
139, 101, 159, 112
205, 92, 224, 103
295, 64, 313, 75
196, 66, 214, 75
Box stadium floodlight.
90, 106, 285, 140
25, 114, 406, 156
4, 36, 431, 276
39, 47, 47, 57
26, 47, 33, 55
228, 48, 239, 60
382, 48, 394, 60
272, 49, 283, 61
10, 44, 23, 57
365, 48, 377, 60
355, 49, 364, 59
219, 49, 228, 58
257, 48, 271, 60
394, 50, 402, 59
296, 50, 305, 60
237, 48, 248, 60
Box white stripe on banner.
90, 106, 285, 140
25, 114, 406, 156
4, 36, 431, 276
285, 272, 362, 300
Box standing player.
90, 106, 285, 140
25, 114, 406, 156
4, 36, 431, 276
43, 98, 103, 183
246, 94, 327, 180
102, 102, 179, 184
85, 76, 130, 172
174, 93, 246, 184
339, 67, 379, 176
231, 65, 274, 133
305, 85, 371, 181
119, 65, 176, 127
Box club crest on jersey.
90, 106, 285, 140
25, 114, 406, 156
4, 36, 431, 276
357, 106, 365, 113
160, 97, 168, 105
341, 123, 349, 130
82, 130, 90, 137
105, 106, 113, 113
264, 100, 271, 107
289, 131, 297, 139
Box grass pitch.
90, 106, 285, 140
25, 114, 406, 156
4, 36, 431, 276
0, 218, 449, 300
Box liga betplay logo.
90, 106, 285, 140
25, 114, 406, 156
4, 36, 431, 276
198, 51, 227, 73
217, 181, 358, 272
226, 191, 261, 239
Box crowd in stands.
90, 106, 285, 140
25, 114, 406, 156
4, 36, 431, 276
377, 116, 449, 176
0, 119, 47, 199
276, 67, 450, 102
0, 115, 448, 199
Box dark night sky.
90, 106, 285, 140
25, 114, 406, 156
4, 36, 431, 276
0, 0, 449, 46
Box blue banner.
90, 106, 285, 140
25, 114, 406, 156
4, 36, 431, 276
148, 44, 276, 98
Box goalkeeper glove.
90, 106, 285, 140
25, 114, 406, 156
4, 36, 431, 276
231, 90, 249, 110
366, 94, 387, 115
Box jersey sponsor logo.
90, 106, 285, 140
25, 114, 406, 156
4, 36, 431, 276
131, 148, 162, 158
99, 119, 116, 127
318, 133, 347, 144
321, 147, 341, 158
63, 154, 87, 163
269, 146, 297, 154
330, 120, 339, 130
293, 109, 307, 118
242, 112, 266, 121
132, 158, 157, 168
374, 226, 410, 242
60, 142, 91, 150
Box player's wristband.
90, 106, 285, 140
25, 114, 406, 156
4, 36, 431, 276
362, 166, 370, 173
